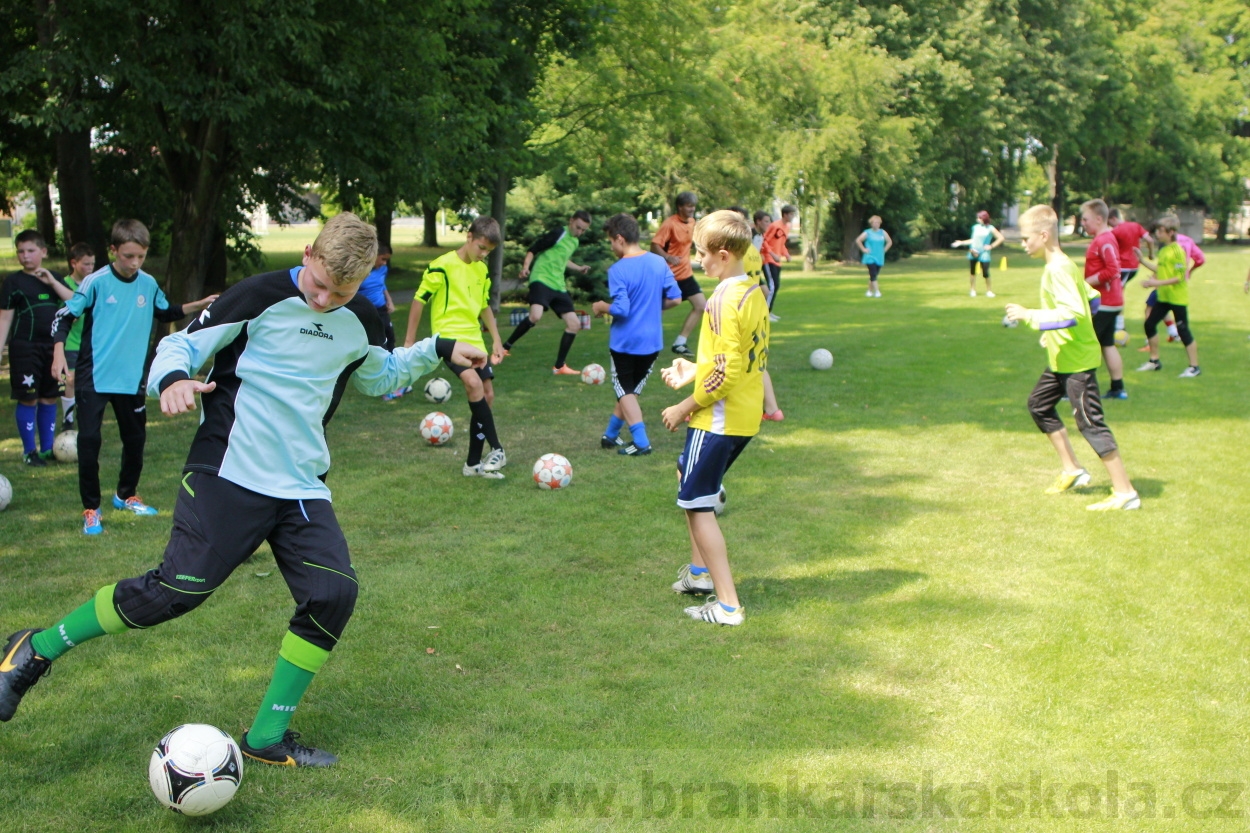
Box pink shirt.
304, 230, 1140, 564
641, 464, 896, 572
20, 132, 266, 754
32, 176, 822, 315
1176, 234, 1205, 268
1111, 221, 1148, 268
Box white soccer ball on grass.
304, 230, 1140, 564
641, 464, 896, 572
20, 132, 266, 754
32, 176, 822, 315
420, 412, 454, 445
53, 430, 78, 463
148, 723, 243, 816
533, 453, 573, 490
424, 377, 453, 404
809, 348, 834, 370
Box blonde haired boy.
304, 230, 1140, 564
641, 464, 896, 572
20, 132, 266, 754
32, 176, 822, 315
1004, 205, 1140, 510
660, 210, 770, 625
1, 214, 488, 769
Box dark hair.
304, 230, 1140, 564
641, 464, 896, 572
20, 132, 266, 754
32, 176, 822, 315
1107, 207, 1122, 220
468, 215, 502, 245
752, 210, 771, 224
976, 210, 991, 223
67, 242, 95, 263
377, 243, 393, 256
781, 204, 797, 217
111, 219, 150, 249
571, 210, 592, 224
14, 229, 46, 248
603, 213, 640, 244
728, 206, 749, 219
675, 191, 698, 209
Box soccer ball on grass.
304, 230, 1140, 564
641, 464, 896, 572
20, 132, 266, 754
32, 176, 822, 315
0, 474, 11, 511
581, 363, 606, 385
1114, 330, 1130, 348
420, 412, 454, 445
424, 377, 453, 404
533, 453, 573, 490
53, 430, 78, 463
148, 723, 243, 816
810, 348, 833, 370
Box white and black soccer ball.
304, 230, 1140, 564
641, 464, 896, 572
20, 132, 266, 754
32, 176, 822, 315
533, 453, 573, 490
420, 411, 454, 445
424, 377, 453, 404
1001, 315, 1019, 328
0, 474, 11, 511
714, 487, 726, 516
580, 363, 606, 385
53, 430, 78, 463
148, 724, 243, 816
810, 348, 834, 370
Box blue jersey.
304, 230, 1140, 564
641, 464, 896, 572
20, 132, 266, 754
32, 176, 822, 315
969, 223, 996, 262
359, 263, 389, 308
52, 265, 183, 395
147, 268, 447, 501
606, 252, 681, 355
861, 228, 887, 265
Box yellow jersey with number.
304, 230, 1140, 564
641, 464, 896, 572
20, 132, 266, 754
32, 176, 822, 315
689, 275, 769, 436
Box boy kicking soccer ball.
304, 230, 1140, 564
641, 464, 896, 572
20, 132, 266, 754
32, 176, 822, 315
1004, 205, 1139, 511
661, 210, 770, 625
0, 214, 487, 769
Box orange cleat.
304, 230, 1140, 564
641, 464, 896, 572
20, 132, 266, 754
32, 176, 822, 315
552, 365, 581, 375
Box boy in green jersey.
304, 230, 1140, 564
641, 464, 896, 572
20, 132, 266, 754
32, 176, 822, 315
1135, 215, 1200, 378
502, 210, 592, 375
59, 242, 96, 430
404, 216, 508, 477
1004, 205, 1140, 511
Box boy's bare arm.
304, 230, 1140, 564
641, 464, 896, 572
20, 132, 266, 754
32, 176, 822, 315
404, 300, 426, 348
480, 307, 505, 364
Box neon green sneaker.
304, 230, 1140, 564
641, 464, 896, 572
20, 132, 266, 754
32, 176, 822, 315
1087, 491, 1141, 511
1045, 469, 1091, 494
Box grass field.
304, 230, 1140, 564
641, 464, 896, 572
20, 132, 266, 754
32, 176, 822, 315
2, 240, 1250, 831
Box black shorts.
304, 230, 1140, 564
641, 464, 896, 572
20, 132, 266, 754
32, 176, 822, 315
8, 341, 59, 400
1092, 309, 1119, 347
1120, 268, 1138, 286
527, 281, 576, 317
445, 357, 493, 381
609, 350, 659, 398
1027, 368, 1117, 457
374, 306, 395, 352
677, 277, 703, 301
64, 350, 79, 371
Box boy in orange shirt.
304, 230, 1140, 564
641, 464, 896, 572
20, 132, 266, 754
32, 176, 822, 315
760, 205, 796, 321
651, 191, 702, 356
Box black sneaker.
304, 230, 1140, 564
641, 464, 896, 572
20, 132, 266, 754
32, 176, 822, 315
0, 629, 53, 722
38, 449, 55, 463
618, 444, 652, 456
240, 729, 338, 768
600, 435, 625, 449
23, 451, 47, 467
671, 344, 692, 356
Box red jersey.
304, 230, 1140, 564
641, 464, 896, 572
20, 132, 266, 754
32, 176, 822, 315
1111, 221, 1148, 268
652, 215, 695, 280
761, 220, 790, 266
1085, 231, 1123, 308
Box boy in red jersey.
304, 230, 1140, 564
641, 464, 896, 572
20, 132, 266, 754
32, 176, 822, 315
1080, 200, 1126, 400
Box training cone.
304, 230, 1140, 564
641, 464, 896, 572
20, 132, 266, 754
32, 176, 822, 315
1000, 255, 1008, 271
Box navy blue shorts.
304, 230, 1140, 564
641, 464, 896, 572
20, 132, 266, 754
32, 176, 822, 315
676, 428, 752, 512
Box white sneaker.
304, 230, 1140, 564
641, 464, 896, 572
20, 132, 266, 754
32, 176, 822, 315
986, 291, 996, 298
1178, 366, 1201, 378
463, 463, 504, 480
482, 448, 507, 471
1086, 490, 1141, 511
768, 313, 780, 322
866, 290, 874, 297
969, 290, 977, 297
1136, 359, 1161, 372
683, 596, 744, 626
671, 564, 714, 595
874, 290, 882, 298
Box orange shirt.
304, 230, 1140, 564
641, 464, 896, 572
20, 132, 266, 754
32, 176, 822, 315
761, 220, 791, 265
652, 214, 695, 280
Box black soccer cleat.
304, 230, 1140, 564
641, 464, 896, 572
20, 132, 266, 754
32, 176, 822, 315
23, 452, 47, 467
0, 629, 53, 722
240, 729, 339, 768
600, 435, 626, 449
618, 443, 653, 456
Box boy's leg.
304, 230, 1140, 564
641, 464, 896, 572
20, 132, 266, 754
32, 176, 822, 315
501, 286, 545, 350
112, 393, 148, 503
766, 267, 781, 310
1142, 302, 1168, 362
244, 497, 357, 765
15, 399, 37, 457
603, 356, 625, 444
1028, 369, 1086, 483
675, 429, 751, 617
686, 511, 738, 608
612, 351, 658, 453
673, 279, 705, 351
1093, 310, 1125, 391
457, 364, 488, 466
75, 387, 110, 510
36, 399, 58, 454
555, 309, 581, 370
1171, 305, 1199, 369
1066, 371, 1137, 500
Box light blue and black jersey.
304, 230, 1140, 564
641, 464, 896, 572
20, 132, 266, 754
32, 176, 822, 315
969, 224, 996, 262
51, 265, 185, 394
861, 229, 887, 266
147, 268, 452, 501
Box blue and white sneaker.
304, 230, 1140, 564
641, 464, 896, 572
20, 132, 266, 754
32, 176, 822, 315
1103, 388, 1128, 400
113, 494, 158, 515
82, 509, 103, 535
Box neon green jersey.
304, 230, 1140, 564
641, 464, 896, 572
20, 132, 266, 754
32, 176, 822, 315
415, 251, 490, 350
1027, 253, 1103, 374
1155, 242, 1188, 306
64, 275, 84, 352
529, 231, 579, 292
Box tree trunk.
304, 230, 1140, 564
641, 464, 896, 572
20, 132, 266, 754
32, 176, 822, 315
160, 118, 232, 306
55, 129, 108, 260
840, 200, 866, 262
489, 171, 509, 313
205, 224, 228, 296
1047, 145, 1065, 227
374, 193, 393, 250
35, 179, 56, 250
1215, 215, 1228, 243
422, 201, 439, 247
802, 198, 823, 273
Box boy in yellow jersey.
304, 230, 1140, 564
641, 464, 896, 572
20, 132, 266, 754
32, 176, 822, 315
660, 210, 770, 625
731, 206, 782, 421
404, 217, 508, 478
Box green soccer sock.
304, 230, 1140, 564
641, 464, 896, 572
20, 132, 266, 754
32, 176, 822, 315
30, 585, 128, 660
245, 632, 330, 749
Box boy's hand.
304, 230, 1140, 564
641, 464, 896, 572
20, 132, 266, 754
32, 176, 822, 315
591, 300, 611, 317
450, 342, 488, 369
578, 264, 591, 275
490, 343, 506, 366
50, 352, 67, 381
519, 265, 531, 280
1140, 279, 1157, 288
161, 379, 217, 415
661, 357, 697, 389
1004, 303, 1028, 323
661, 398, 697, 432
32, 267, 57, 286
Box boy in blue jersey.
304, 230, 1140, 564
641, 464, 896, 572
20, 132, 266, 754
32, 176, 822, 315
359, 244, 395, 350
51, 220, 217, 534
591, 213, 682, 456
1, 214, 487, 769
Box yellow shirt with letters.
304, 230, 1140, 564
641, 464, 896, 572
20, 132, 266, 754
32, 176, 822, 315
689, 275, 769, 436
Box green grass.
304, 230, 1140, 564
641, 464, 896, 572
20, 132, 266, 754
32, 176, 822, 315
2, 241, 1250, 831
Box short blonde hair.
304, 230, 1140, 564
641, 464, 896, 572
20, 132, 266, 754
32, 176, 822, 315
1080, 198, 1109, 221
311, 213, 378, 285
1020, 204, 1059, 239
693, 210, 751, 259
1152, 214, 1179, 234
868, 215, 882, 224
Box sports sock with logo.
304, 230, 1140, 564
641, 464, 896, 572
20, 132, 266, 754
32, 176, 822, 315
61, 396, 76, 425
503, 318, 534, 350
466, 400, 486, 467
30, 585, 128, 660
673, 335, 688, 348
469, 398, 501, 451
246, 633, 328, 749
36, 402, 57, 451
555, 332, 576, 368
605, 414, 624, 440
16, 403, 37, 454
628, 421, 650, 449
688, 564, 709, 576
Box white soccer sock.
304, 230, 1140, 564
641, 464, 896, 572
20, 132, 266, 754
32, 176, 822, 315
673, 335, 688, 347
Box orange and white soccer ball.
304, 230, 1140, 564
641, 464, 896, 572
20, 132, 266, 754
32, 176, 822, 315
581, 363, 606, 385
420, 411, 454, 445
532, 453, 573, 490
